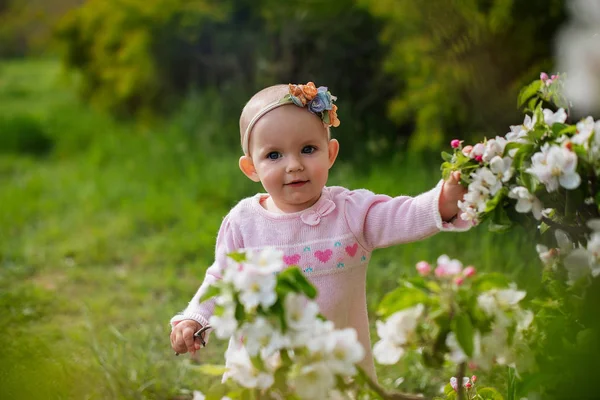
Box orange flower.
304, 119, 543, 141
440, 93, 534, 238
289, 83, 308, 106
288, 82, 318, 105
329, 104, 340, 127
299, 82, 317, 101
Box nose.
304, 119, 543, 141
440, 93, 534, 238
285, 155, 304, 173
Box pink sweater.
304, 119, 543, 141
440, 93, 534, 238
171, 181, 469, 379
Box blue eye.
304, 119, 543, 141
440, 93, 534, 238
302, 146, 316, 154
267, 152, 281, 160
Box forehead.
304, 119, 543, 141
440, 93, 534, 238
251, 105, 327, 147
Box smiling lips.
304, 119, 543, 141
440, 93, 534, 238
286, 180, 308, 187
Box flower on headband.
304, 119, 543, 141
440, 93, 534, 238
285, 82, 340, 128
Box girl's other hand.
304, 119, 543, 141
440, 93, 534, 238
439, 171, 467, 222
170, 319, 203, 355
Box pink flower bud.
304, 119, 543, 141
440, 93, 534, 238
462, 145, 473, 157
451, 139, 461, 149
471, 375, 477, 383
434, 265, 447, 277
463, 266, 476, 277
474, 155, 483, 163
465, 382, 472, 389
416, 261, 432, 276
551, 74, 558, 80
540, 72, 549, 81
454, 276, 465, 285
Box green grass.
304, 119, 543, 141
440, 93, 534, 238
0, 59, 541, 399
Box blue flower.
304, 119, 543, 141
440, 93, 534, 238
308, 96, 326, 113
290, 95, 304, 107
317, 87, 333, 110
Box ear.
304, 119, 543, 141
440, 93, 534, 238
239, 155, 260, 182
327, 139, 340, 169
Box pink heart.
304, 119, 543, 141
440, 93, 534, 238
345, 243, 358, 257
283, 254, 301, 266
314, 249, 332, 263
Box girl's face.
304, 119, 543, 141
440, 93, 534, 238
243, 105, 339, 213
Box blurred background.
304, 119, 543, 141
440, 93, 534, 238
1, 0, 594, 399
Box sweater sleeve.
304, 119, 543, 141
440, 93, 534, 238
170, 214, 239, 331
343, 180, 472, 251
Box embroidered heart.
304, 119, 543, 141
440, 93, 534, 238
345, 243, 358, 257
283, 254, 301, 266
314, 249, 332, 263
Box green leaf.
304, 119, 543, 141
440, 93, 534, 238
472, 273, 510, 292
377, 286, 429, 318
477, 387, 505, 400
484, 187, 508, 213
572, 144, 588, 161
518, 79, 542, 109
488, 204, 512, 232
200, 284, 221, 303
551, 123, 568, 137
235, 302, 246, 321
452, 312, 474, 357
277, 267, 317, 299
227, 251, 247, 262
441, 151, 454, 162
443, 383, 455, 396
503, 142, 522, 156
559, 124, 577, 136
196, 364, 228, 376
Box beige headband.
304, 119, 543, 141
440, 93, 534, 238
242, 99, 290, 155
241, 83, 340, 155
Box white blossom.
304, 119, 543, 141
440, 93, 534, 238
477, 286, 526, 318
482, 137, 508, 162
373, 304, 424, 365
244, 248, 285, 275
284, 293, 320, 333
526, 143, 581, 191
543, 108, 568, 126
536, 244, 557, 265
292, 362, 336, 400
238, 272, 277, 312
240, 317, 287, 357
223, 344, 274, 389
489, 156, 514, 183
209, 307, 238, 339
445, 332, 468, 364
471, 167, 502, 196
506, 114, 536, 142
436, 254, 463, 275
508, 186, 543, 220
323, 329, 365, 376
572, 116, 596, 149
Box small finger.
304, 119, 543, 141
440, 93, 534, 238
183, 327, 197, 354
174, 330, 187, 354
452, 171, 461, 181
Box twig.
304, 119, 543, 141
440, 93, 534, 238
541, 216, 588, 237
456, 362, 466, 400
358, 367, 428, 400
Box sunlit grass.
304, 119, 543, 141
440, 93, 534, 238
0, 59, 541, 399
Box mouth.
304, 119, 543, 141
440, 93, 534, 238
285, 180, 309, 187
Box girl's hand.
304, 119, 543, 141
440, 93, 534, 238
439, 171, 466, 222
170, 319, 203, 355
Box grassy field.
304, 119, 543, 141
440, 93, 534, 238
0, 59, 541, 399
